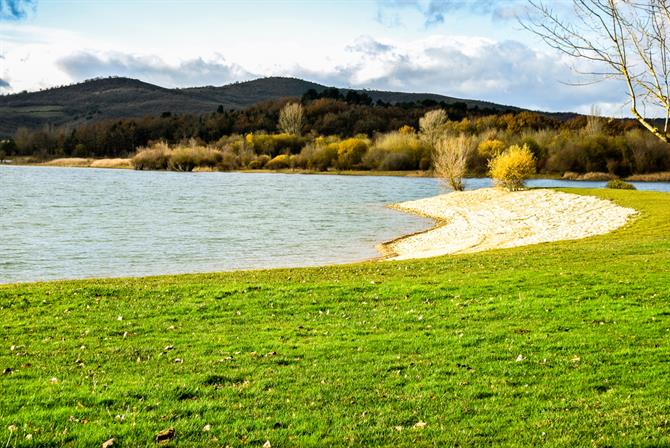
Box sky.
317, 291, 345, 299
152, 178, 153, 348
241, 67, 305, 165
0, 0, 629, 114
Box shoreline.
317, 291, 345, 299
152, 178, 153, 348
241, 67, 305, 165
2, 188, 639, 286
3, 160, 670, 182
380, 188, 638, 260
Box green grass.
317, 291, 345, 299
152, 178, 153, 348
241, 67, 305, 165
1, 189, 669, 447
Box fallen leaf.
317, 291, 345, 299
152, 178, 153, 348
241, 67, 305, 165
202, 424, 211, 432
394, 425, 403, 431
516, 354, 525, 362
263, 441, 271, 448
155, 427, 175, 444
101, 437, 114, 448
414, 421, 427, 429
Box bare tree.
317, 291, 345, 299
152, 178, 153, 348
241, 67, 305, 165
419, 109, 448, 147
585, 104, 604, 135
278, 102, 304, 136
524, 0, 670, 142
433, 135, 475, 191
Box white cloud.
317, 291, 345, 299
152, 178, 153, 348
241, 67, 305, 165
291, 35, 627, 113
56, 52, 255, 88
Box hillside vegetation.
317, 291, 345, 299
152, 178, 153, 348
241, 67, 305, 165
0, 76, 511, 136
1, 189, 669, 446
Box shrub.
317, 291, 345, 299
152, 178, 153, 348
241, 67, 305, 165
366, 131, 430, 170
168, 146, 222, 172
377, 151, 415, 171
246, 133, 306, 156
606, 179, 636, 190
266, 154, 291, 170
433, 134, 476, 191
336, 138, 369, 169
278, 103, 304, 136
398, 125, 416, 135
248, 154, 271, 169
579, 172, 616, 181
308, 143, 339, 171
217, 151, 239, 171
489, 144, 536, 191
626, 171, 670, 181
625, 129, 670, 173
477, 138, 506, 160
131, 142, 171, 170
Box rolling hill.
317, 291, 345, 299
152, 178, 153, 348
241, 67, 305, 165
0, 76, 519, 137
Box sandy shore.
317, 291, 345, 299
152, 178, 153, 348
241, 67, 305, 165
381, 188, 637, 260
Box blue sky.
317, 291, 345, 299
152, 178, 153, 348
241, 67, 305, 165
0, 0, 627, 114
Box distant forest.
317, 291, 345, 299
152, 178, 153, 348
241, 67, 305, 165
2, 86, 669, 176
2, 88, 508, 158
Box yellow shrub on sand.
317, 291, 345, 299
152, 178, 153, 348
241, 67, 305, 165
488, 144, 536, 191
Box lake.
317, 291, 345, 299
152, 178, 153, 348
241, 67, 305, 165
1, 166, 669, 283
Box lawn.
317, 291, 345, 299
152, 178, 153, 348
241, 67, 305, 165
1, 189, 669, 447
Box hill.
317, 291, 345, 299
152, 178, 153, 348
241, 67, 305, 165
0, 76, 518, 136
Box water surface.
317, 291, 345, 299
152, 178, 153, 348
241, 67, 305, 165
1, 166, 669, 283
1, 166, 438, 283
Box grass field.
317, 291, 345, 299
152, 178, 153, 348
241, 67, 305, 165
1, 189, 669, 447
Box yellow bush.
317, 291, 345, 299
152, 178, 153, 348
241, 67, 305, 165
244, 132, 305, 156
398, 125, 416, 135
248, 154, 271, 169
477, 139, 506, 160
337, 138, 369, 169
266, 154, 291, 170
488, 144, 536, 191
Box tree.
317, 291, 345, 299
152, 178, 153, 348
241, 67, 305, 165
419, 109, 449, 148
433, 134, 475, 191
524, 0, 670, 142
278, 102, 304, 136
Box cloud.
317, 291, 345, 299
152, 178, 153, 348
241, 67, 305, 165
57, 52, 256, 87
0, 0, 36, 21
0, 78, 10, 88
377, 0, 526, 25
345, 35, 395, 55
291, 35, 627, 113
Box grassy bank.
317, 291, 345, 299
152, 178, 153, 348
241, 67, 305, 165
1, 189, 669, 446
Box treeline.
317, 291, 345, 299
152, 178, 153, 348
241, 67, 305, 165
2, 91, 670, 176
3, 93, 508, 159
127, 110, 670, 177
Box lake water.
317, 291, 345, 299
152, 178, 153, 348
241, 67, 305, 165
1, 166, 669, 284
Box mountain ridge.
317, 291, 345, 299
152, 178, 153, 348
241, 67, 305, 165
0, 76, 522, 136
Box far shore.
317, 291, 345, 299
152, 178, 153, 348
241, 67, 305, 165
3, 157, 670, 182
